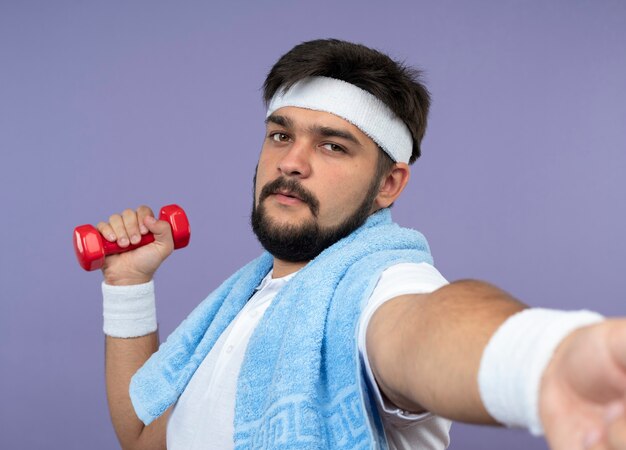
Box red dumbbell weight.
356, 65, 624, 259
73, 204, 190, 271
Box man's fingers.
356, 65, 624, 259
109, 214, 129, 247
121, 208, 141, 245
136, 205, 154, 235
606, 403, 626, 449
96, 222, 116, 242
585, 403, 626, 450
587, 442, 609, 450
100, 208, 154, 246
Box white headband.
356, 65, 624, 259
266, 76, 413, 164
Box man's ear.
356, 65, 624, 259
374, 163, 410, 209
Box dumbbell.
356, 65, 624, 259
73, 204, 190, 271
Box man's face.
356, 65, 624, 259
251, 106, 385, 262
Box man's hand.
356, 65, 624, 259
541, 320, 626, 450
96, 205, 174, 285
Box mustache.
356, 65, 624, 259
259, 177, 320, 217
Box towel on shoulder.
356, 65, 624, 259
130, 208, 433, 449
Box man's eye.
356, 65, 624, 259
322, 143, 345, 153
270, 133, 290, 142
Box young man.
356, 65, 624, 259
98, 39, 626, 450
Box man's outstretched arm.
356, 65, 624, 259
367, 279, 626, 449
366, 279, 525, 424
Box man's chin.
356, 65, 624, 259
262, 218, 316, 238
261, 203, 314, 225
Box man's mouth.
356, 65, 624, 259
258, 177, 320, 217
273, 190, 303, 202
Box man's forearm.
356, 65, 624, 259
367, 279, 526, 423
101, 279, 167, 450
105, 333, 168, 450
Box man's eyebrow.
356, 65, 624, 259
265, 114, 362, 147
265, 114, 293, 129
311, 125, 362, 147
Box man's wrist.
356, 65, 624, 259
103, 273, 153, 286
102, 280, 158, 338
478, 308, 604, 435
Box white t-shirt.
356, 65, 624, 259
167, 262, 452, 449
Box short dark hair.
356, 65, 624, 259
263, 39, 431, 165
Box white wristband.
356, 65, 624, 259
102, 280, 157, 338
478, 308, 604, 435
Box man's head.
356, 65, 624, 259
251, 39, 431, 262
263, 39, 431, 164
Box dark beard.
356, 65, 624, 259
251, 176, 381, 262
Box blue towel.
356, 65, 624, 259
130, 208, 433, 449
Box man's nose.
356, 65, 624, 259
277, 140, 312, 178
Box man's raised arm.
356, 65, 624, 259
96, 206, 175, 450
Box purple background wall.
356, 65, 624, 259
1, 1, 625, 448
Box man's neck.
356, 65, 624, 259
271, 258, 309, 278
